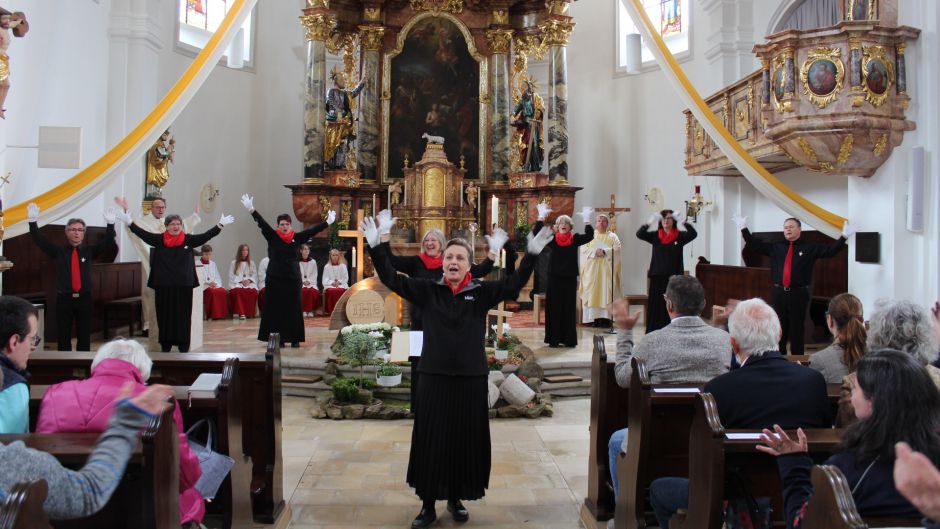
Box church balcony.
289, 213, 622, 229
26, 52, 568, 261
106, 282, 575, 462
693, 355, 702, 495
684, 20, 919, 178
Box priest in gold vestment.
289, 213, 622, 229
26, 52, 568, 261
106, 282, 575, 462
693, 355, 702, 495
579, 213, 622, 325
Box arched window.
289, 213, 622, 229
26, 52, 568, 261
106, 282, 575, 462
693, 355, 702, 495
177, 0, 255, 69
616, 0, 691, 73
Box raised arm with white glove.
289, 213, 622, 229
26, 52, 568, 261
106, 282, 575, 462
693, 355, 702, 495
731, 213, 747, 231
218, 213, 235, 227
326, 210, 337, 225
646, 212, 662, 232
578, 206, 594, 224
114, 209, 133, 225
27, 202, 39, 222
377, 209, 397, 241
527, 226, 555, 255
536, 202, 553, 221
240, 194, 254, 212
485, 228, 509, 257
103, 207, 117, 225
674, 209, 687, 231
360, 216, 380, 248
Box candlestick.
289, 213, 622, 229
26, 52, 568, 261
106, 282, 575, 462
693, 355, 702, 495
352, 247, 357, 268
491, 196, 498, 228
500, 249, 506, 269
387, 187, 391, 209
460, 182, 464, 208
372, 193, 377, 215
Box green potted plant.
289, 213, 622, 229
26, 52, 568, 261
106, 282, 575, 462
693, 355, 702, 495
339, 332, 377, 388
494, 335, 511, 360
376, 362, 403, 387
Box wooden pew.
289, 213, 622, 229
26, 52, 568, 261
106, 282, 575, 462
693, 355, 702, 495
581, 335, 630, 525
616, 357, 702, 529
803, 465, 922, 528
0, 480, 51, 529
25, 336, 286, 525
0, 406, 179, 529
671, 393, 842, 529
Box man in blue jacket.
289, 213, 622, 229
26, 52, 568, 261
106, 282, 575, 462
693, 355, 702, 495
0, 295, 40, 433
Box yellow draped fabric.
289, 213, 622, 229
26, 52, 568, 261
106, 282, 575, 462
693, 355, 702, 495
579, 231, 622, 322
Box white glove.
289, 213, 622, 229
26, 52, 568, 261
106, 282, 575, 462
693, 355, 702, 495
103, 207, 117, 224
732, 213, 747, 231
240, 194, 254, 210
646, 212, 661, 232
536, 203, 553, 221
485, 228, 509, 254
841, 220, 856, 238
360, 216, 380, 248
27, 202, 39, 222
527, 226, 555, 255
377, 209, 397, 235
326, 210, 337, 225
114, 209, 133, 225
578, 206, 594, 224
674, 209, 686, 226
218, 213, 235, 226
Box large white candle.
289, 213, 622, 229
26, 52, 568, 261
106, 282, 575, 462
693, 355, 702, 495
491, 196, 498, 227
352, 247, 357, 268
372, 193, 377, 215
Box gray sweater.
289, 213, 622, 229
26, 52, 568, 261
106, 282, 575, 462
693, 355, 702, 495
808, 342, 849, 383
0, 400, 154, 520
615, 316, 731, 388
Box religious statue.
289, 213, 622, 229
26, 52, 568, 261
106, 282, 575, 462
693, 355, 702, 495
146, 129, 175, 195
325, 65, 366, 171
0, 8, 28, 119
465, 181, 478, 210
389, 180, 403, 206
511, 79, 544, 172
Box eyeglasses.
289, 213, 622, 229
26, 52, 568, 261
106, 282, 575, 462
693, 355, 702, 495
22, 334, 40, 347
66, 228, 85, 233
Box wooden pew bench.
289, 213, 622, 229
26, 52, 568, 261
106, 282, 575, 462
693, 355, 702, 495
102, 296, 143, 339
0, 480, 51, 529
25, 335, 286, 526
803, 465, 923, 529
0, 407, 179, 529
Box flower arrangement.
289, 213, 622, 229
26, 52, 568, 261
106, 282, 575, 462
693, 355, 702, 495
376, 363, 403, 376
496, 335, 513, 350
333, 322, 400, 359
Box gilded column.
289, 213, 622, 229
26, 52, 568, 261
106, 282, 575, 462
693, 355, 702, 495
300, 3, 336, 182
781, 46, 796, 112
849, 36, 865, 107
540, 3, 575, 184
760, 57, 771, 107
358, 23, 385, 182
486, 26, 513, 183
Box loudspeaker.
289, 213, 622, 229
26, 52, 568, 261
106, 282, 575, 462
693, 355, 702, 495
855, 232, 880, 264
38, 126, 82, 169
907, 146, 925, 232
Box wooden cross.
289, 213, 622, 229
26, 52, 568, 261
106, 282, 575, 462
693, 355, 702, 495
338, 208, 367, 283
595, 193, 630, 231
487, 302, 514, 341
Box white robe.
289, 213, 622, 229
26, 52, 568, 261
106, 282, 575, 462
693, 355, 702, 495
579, 230, 623, 322
299, 259, 318, 289
258, 257, 269, 290
322, 262, 349, 289
200, 259, 223, 288
228, 260, 258, 290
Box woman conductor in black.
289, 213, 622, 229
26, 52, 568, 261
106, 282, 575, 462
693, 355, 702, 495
362, 212, 554, 528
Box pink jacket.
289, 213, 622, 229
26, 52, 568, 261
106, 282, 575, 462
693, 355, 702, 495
36, 358, 205, 524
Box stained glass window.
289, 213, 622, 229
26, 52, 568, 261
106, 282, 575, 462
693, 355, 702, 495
177, 0, 254, 68
616, 0, 690, 72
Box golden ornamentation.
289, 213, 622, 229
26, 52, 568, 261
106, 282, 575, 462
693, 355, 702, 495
771, 56, 787, 113
693, 122, 705, 155
539, 19, 575, 47
847, 0, 878, 21
799, 47, 845, 109
318, 196, 331, 214
896, 42, 907, 55
759, 57, 768, 70
307, 0, 329, 8
492, 10, 509, 25
545, 0, 569, 16
734, 89, 752, 142
861, 45, 894, 107
485, 29, 514, 54
539, 196, 552, 205
424, 167, 446, 207
798, 138, 819, 164
341, 201, 352, 226
836, 134, 854, 166
326, 31, 357, 55
460, 155, 466, 170
794, 135, 853, 172
300, 13, 336, 42
873, 133, 888, 156
363, 7, 381, 21
340, 173, 359, 187
848, 37, 861, 51
515, 35, 548, 60
410, 0, 463, 15
359, 25, 385, 51
511, 174, 534, 188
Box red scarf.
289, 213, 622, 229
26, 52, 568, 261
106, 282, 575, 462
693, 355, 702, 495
658, 228, 679, 245
277, 229, 295, 244
448, 272, 472, 295
418, 252, 443, 269
163, 231, 185, 247
554, 232, 574, 247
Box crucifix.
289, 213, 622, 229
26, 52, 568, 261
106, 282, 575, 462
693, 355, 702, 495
595, 193, 630, 231
338, 208, 367, 283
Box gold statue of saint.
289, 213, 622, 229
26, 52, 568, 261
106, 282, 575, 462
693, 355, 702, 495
146, 129, 175, 190
0, 8, 28, 119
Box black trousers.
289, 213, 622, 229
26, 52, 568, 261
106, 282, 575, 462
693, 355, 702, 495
771, 285, 810, 355
56, 292, 92, 351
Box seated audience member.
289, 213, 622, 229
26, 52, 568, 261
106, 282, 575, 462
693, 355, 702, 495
894, 442, 940, 528
199, 244, 228, 320
258, 256, 270, 315
299, 243, 320, 317
649, 298, 832, 528
35, 339, 205, 527
839, 299, 940, 426
809, 293, 866, 383
0, 296, 39, 433
607, 275, 731, 502
759, 349, 939, 528
1, 376, 174, 520
322, 248, 349, 315
228, 243, 259, 319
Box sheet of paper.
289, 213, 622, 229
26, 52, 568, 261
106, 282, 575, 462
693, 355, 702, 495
652, 387, 700, 394
390, 331, 423, 362
725, 432, 763, 440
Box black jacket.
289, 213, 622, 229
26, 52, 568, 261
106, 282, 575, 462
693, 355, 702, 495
29, 221, 116, 295
369, 242, 535, 376
252, 210, 327, 283
704, 351, 832, 429
531, 220, 593, 277
129, 223, 221, 288
741, 229, 845, 288
778, 452, 921, 528
636, 223, 697, 276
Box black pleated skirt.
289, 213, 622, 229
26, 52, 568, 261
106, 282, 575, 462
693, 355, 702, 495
154, 286, 193, 346
544, 275, 579, 346
407, 373, 490, 501
646, 275, 671, 333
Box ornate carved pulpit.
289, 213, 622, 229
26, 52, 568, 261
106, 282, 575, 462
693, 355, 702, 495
394, 143, 475, 239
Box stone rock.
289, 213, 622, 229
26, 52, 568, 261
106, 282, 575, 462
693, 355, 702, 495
354, 389, 374, 405
516, 357, 544, 380
525, 403, 545, 418
500, 374, 536, 406
543, 403, 554, 417
376, 406, 409, 420
515, 344, 535, 360
488, 408, 498, 419
539, 393, 553, 404
364, 403, 384, 419
324, 362, 341, 376
525, 377, 542, 393
323, 374, 337, 385
502, 363, 519, 375
309, 403, 327, 419
488, 370, 506, 387
497, 404, 527, 418
326, 404, 344, 420
342, 404, 365, 419
487, 382, 500, 408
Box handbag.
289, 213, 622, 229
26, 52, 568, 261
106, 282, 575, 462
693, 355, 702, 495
185, 418, 235, 500
723, 469, 773, 529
